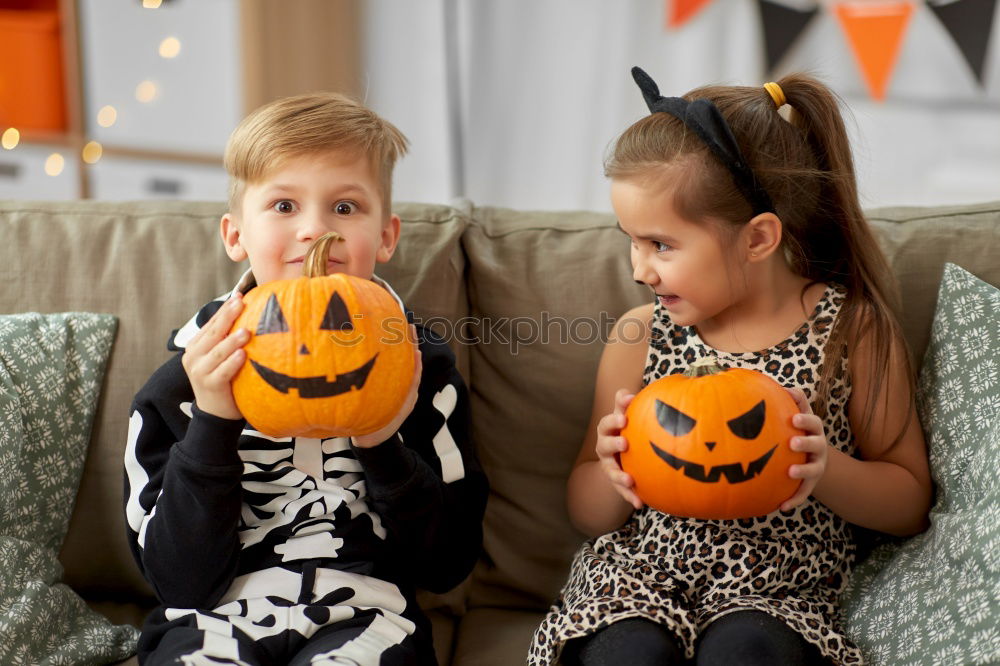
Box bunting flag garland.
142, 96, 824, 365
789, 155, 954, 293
833, 1, 916, 100
927, 0, 998, 84
664, 0, 993, 100
757, 0, 821, 73
667, 0, 714, 28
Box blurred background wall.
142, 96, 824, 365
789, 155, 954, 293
2, 0, 998, 211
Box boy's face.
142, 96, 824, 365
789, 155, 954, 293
221, 150, 400, 286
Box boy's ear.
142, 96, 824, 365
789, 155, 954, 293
375, 214, 402, 263
220, 213, 248, 262
744, 212, 783, 262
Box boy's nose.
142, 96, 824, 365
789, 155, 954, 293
297, 214, 328, 241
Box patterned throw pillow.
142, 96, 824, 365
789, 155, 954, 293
0, 313, 139, 664
841, 264, 1000, 665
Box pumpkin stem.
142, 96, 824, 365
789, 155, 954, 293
685, 355, 724, 378
303, 232, 346, 277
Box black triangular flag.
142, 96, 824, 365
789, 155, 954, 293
928, 0, 997, 85
757, 0, 819, 74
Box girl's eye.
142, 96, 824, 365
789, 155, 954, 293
334, 201, 357, 215
273, 200, 295, 214
653, 241, 672, 253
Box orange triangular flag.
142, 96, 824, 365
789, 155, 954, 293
667, 0, 714, 28
834, 1, 915, 101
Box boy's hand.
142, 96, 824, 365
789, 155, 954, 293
182, 294, 249, 421
352, 325, 423, 448
595, 388, 644, 510
780, 387, 830, 512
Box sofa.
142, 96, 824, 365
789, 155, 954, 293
0, 198, 998, 665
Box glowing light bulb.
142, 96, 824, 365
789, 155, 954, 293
97, 105, 117, 128
135, 81, 158, 103
1, 127, 19, 150
143, 0, 162, 8
159, 37, 181, 58
44, 153, 65, 177
82, 141, 103, 164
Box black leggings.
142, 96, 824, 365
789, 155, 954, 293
561, 611, 830, 665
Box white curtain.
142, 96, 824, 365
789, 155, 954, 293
364, 0, 1000, 211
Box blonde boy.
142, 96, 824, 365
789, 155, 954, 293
124, 93, 487, 665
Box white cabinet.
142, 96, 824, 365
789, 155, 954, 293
87, 155, 228, 201
77, 0, 243, 156
0, 144, 80, 200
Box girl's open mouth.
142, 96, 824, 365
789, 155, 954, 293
658, 294, 680, 307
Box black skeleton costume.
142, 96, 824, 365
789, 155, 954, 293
124, 271, 487, 665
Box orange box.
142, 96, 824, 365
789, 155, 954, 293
0, 0, 67, 132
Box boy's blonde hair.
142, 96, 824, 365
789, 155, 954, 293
224, 92, 409, 215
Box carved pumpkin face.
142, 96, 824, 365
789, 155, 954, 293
230, 233, 415, 438
620, 358, 805, 519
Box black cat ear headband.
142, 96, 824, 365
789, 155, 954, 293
631, 66, 775, 216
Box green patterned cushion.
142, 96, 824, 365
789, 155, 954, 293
841, 264, 1000, 665
0, 313, 138, 664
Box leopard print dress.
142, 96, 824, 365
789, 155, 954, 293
529, 284, 864, 665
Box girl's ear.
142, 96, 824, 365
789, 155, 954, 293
744, 212, 783, 262
221, 213, 248, 262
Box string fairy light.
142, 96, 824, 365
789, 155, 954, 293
159, 36, 181, 58
97, 105, 117, 127
1, 128, 19, 150
44, 153, 65, 177
82, 141, 103, 164
135, 80, 158, 103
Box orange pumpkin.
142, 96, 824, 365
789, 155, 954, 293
230, 232, 416, 438
620, 357, 805, 519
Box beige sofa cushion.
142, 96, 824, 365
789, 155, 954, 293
462, 206, 649, 609
868, 201, 1000, 362
375, 201, 471, 379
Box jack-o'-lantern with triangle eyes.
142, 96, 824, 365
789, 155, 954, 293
229, 232, 416, 438
620, 357, 806, 520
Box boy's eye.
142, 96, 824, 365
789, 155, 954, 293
653, 241, 672, 253
273, 200, 295, 214
334, 201, 357, 215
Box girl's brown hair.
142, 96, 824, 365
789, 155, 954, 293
606, 73, 912, 441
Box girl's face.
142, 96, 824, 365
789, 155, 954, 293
612, 177, 741, 328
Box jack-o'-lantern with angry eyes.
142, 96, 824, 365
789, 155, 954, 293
229, 232, 416, 438
620, 357, 806, 519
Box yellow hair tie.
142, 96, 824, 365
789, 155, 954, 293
763, 81, 786, 109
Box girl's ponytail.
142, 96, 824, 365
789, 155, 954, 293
777, 75, 913, 442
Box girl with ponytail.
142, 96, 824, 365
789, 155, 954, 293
529, 68, 931, 665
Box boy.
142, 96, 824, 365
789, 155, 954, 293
124, 93, 488, 665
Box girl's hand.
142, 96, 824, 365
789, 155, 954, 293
595, 388, 644, 510
780, 387, 830, 512
182, 294, 249, 421
352, 325, 423, 448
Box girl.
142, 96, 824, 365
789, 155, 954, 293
529, 68, 932, 665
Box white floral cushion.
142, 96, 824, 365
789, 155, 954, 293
841, 263, 1000, 665
0, 313, 138, 664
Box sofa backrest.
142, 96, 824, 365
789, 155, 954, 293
1, 198, 997, 616
867, 201, 1000, 363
